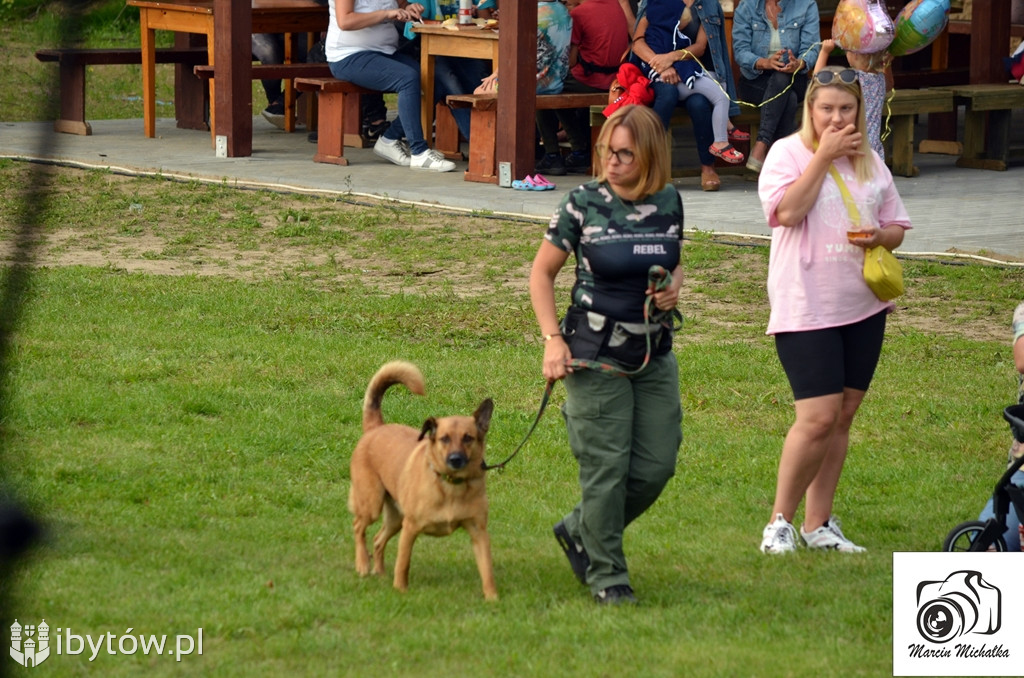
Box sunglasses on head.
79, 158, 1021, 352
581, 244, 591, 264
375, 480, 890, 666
813, 68, 859, 85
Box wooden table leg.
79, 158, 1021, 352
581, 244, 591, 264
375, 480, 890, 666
140, 11, 157, 138
889, 114, 919, 177
206, 28, 216, 144
283, 32, 296, 133
956, 108, 1011, 171
421, 48, 435, 148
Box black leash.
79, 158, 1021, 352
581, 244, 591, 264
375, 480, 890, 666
482, 378, 555, 471
483, 266, 681, 472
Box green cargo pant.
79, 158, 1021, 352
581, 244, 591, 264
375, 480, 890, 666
559, 352, 683, 594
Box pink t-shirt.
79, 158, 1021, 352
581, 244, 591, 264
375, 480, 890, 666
759, 134, 912, 335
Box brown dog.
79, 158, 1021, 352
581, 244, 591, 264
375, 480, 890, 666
348, 361, 497, 601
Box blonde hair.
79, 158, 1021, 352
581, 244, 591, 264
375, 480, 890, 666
595, 105, 670, 199
798, 66, 874, 183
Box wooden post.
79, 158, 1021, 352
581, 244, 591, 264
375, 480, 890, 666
970, 0, 1011, 83
214, 0, 252, 157
495, 2, 536, 186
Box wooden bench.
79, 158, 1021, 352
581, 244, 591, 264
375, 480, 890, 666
35, 47, 208, 135
883, 88, 955, 177
590, 103, 761, 177
445, 92, 610, 183
194, 63, 332, 133
934, 84, 1024, 171
293, 77, 380, 166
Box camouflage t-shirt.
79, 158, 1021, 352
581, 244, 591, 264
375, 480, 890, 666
545, 180, 683, 323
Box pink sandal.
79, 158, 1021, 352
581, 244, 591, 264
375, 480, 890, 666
530, 174, 557, 190
709, 143, 745, 164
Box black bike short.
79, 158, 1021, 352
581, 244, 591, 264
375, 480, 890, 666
774, 310, 887, 401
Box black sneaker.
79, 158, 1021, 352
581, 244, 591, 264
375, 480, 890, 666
593, 584, 637, 606
536, 152, 567, 176
564, 150, 592, 175
362, 118, 391, 141
553, 521, 589, 585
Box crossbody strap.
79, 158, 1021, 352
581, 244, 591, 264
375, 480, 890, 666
825, 163, 861, 227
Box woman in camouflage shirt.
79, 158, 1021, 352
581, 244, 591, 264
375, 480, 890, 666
529, 105, 684, 605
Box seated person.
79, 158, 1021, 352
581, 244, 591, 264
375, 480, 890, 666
977, 301, 1024, 551
475, 0, 573, 177
252, 32, 309, 129
326, 0, 456, 172
731, 0, 819, 173
402, 0, 496, 143
535, 0, 632, 176
632, 0, 741, 190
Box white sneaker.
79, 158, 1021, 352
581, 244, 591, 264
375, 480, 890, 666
373, 137, 411, 167
800, 515, 866, 553
760, 513, 797, 554
409, 149, 456, 172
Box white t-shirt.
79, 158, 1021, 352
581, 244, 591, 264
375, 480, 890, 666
758, 134, 912, 335
327, 0, 400, 63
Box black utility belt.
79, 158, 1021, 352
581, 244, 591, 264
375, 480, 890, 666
560, 306, 671, 367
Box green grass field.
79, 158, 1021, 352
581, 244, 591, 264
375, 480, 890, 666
3, 3, 1024, 676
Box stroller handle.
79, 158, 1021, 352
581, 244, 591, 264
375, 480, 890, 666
1004, 404, 1024, 444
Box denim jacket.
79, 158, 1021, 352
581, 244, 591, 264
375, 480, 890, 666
731, 0, 821, 82
636, 0, 740, 116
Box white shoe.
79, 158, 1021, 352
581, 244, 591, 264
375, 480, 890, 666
760, 513, 797, 554
800, 515, 866, 553
409, 148, 456, 172
261, 108, 285, 130
373, 137, 411, 167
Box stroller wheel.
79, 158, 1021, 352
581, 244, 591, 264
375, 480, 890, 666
942, 520, 1008, 552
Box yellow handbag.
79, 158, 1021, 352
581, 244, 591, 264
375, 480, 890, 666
827, 164, 904, 301
862, 243, 904, 301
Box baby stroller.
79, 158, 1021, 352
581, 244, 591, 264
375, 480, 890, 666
943, 404, 1024, 551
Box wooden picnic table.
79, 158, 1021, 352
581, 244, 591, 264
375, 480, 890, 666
128, 0, 328, 140
411, 24, 499, 149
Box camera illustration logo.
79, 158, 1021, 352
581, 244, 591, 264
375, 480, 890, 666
916, 570, 1001, 644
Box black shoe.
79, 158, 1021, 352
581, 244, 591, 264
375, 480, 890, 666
362, 118, 391, 141
553, 521, 589, 585
564, 150, 591, 175
593, 584, 637, 606
536, 152, 567, 176
307, 131, 318, 144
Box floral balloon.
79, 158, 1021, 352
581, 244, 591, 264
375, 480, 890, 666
833, 0, 896, 53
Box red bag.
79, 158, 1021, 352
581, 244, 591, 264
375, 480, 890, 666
603, 63, 655, 118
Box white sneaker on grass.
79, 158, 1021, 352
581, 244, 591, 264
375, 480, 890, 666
760, 513, 797, 554
373, 137, 411, 166
800, 515, 866, 553
410, 149, 456, 172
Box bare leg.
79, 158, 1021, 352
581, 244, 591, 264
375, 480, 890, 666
804, 387, 866, 530
770, 393, 843, 522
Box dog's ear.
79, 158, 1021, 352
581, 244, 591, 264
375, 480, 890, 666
474, 398, 494, 435
418, 416, 438, 441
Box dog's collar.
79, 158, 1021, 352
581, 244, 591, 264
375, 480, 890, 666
429, 461, 466, 485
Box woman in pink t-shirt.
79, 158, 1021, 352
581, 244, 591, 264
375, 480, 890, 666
756, 67, 911, 555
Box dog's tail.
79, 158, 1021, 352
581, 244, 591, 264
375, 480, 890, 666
362, 361, 426, 432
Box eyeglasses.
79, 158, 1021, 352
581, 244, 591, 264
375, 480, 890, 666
813, 68, 859, 86
595, 144, 635, 166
